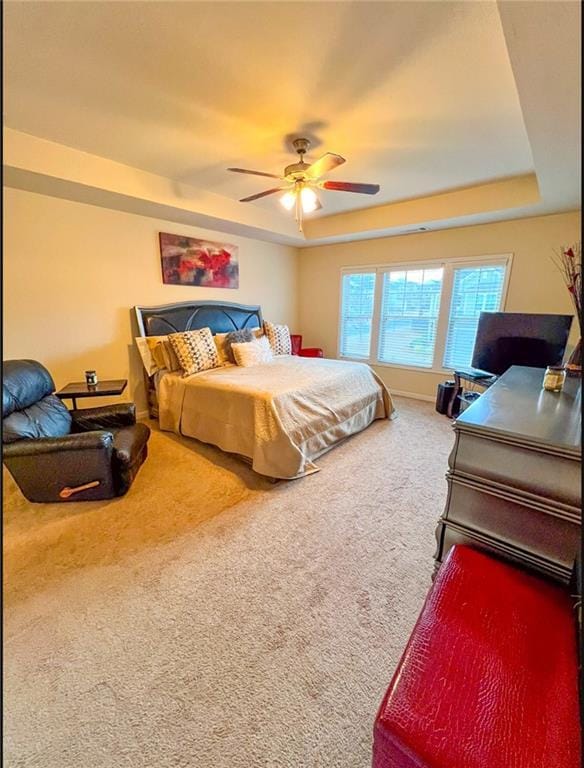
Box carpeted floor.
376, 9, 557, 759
3, 396, 452, 768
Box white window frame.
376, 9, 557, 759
338, 267, 379, 360
338, 253, 513, 373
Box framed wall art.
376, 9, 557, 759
159, 232, 239, 289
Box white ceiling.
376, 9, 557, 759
2, 0, 581, 243
4, 1, 534, 218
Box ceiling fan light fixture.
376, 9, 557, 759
279, 190, 296, 211
300, 186, 318, 213
227, 136, 379, 228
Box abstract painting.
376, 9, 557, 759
159, 232, 239, 289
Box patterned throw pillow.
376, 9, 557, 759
264, 321, 292, 355
168, 327, 219, 377
231, 335, 274, 367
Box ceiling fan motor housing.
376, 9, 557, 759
285, 138, 312, 179
284, 161, 309, 179
228, 135, 379, 211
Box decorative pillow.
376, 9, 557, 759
168, 327, 219, 377
224, 329, 255, 363
231, 335, 274, 367
214, 327, 263, 366
159, 339, 181, 372
213, 333, 231, 366
264, 321, 292, 355
136, 336, 164, 376
135, 336, 181, 375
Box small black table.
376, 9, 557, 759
55, 379, 127, 409
446, 368, 498, 418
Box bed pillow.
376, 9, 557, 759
168, 327, 219, 377
231, 335, 274, 367
264, 321, 292, 355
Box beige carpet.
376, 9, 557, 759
3, 397, 452, 768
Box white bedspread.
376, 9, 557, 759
157, 356, 395, 479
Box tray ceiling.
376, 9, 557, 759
4, 2, 533, 216
3, 1, 580, 243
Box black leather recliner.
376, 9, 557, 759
2, 359, 150, 502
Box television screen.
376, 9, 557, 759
471, 312, 573, 376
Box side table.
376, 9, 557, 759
55, 379, 127, 409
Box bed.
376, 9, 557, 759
134, 300, 395, 479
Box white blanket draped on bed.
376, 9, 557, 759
157, 356, 395, 479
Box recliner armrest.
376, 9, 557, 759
70, 403, 136, 432
3, 430, 113, 457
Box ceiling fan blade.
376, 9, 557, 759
321, 181, 380, 195
239, 187, 285, 203
228, 167, 282, 179
305, 153, 346, 179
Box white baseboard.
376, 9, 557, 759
390, 389, 435, 403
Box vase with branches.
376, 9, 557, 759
552, 241, 582, 375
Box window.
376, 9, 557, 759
378, 268, 443, 367
443, 265, 507, 369
339, 271, 376, 358
339, 256, 510, 370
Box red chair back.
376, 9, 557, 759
290, 334, 302, 355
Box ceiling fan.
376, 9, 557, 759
227, 137, 380, 232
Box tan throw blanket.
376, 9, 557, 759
157, 356, 395, 479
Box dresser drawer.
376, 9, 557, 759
435, 521, 571, 583
445, 479, 580, 573
451, 431, 581, 507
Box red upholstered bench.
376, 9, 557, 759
373, 545, 581, 768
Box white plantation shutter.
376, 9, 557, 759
339, 272, 376, 358
378, 267, 444, 367
443, 264, 507, 369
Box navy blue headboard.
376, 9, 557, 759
133, 300, 263, 418
134, 300, 263, 337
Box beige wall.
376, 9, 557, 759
298, 211, 581, 398
3, 187, 298, 413
3, 188, 581, 410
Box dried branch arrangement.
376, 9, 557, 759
552, 242, 582, 333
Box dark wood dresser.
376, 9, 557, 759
435, 365, 581, 584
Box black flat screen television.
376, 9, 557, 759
471, 312, 573, 376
